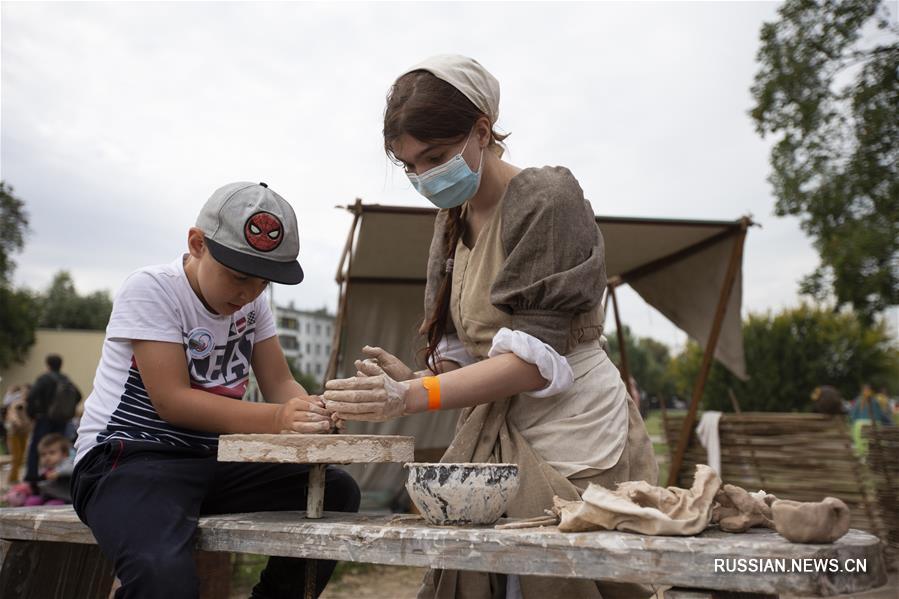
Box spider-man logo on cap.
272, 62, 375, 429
244, 212, 283, 252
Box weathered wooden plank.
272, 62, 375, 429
0, 507, 887, 596
0, 539, 113, 599
217, 434, 415, 464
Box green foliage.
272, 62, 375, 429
0, 181, 30, 285
750, 0, 899, 325
38, 271, 113, 331
287, 357, 323, 394
669, 304, 899, 411
606, 325, 676, 400
0, 287, 41, 369
0, 181, 40, 368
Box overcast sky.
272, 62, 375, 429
2, 1, 867, 350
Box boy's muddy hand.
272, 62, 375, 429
360, 345, 413, 381
331, 412, 346, 431
274, 397, 333, 433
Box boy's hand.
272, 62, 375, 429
273, 397, 333, 434
44, 470, 59, 481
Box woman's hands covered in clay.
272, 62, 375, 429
323, 359, 411, 422
360, 345, 414, 381
273, 396, 336, 433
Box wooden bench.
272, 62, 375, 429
0, 505, 888, 598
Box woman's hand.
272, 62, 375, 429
323, 360, 411, 422
272, 396, 334, 433
360, 345, 414, 381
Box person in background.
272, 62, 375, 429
4, 384, 32, 484
25, 355, 82, 488
22, 433, 75, 506
1, 384, 25, 453
874, 386, 893, 421
810, 385, 845, 416
850, 383, 893, 426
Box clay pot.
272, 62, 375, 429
404, 462, 520, 525
771, 497, 850, 544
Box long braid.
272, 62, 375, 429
422, 207, 466, 372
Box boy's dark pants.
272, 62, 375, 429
72, 440, 361, 599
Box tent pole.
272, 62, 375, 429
666, 219, 749, 487
325, 200, 363, 383
601, 287, 610, 330
608, 284, 632, 395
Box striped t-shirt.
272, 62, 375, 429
74, 256, 276, 464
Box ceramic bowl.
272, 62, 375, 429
404, 462, 520, 525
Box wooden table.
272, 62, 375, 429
0, 506, 888, 598
217, 433, 414, 597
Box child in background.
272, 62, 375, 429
71, 182, 359, 599
30, 433, 74, 505
3, 432, 70, 507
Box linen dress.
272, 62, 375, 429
418, 166, 658, 599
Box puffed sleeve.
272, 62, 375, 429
490, 166, 606, 355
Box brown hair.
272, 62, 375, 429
38, 433, 70, 454
383, 71, 507, 371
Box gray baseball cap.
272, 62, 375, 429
196, 182, 304, 285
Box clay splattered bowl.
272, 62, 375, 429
404, 462, 520, 526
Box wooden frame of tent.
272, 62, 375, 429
325, 200, 752, 494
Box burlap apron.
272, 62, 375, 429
418, 206, 658, 599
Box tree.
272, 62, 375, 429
39, 271, 113, 331
750, 0, 898, 324
606, 325, 676, 401
0, 181, 40, 368
669, 304, 899, 412
0, 181, 29, 285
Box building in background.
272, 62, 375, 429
274, 302, 334, 380
884, 307, 899, 343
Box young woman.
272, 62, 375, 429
324, 55, 657, 599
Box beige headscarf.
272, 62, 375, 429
400, 54, 501, 124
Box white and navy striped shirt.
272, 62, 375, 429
74, 256, 276, 464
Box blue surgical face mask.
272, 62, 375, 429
406, 131, 484, 209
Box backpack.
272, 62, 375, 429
47, 374, 79, 422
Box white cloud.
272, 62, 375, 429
2, 1, 826, 348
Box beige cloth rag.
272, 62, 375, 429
553, 466, 851, 545
555, 464, 721, 535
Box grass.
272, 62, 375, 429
644, 409, 686, 486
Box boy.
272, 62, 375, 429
73, 182, 360, 599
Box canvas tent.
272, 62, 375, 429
325, 200, 753, 501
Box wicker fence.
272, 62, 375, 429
865, 424, 899, 556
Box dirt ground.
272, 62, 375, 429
319, 564, 427, 599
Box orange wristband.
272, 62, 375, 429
422, 376, 441, 411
